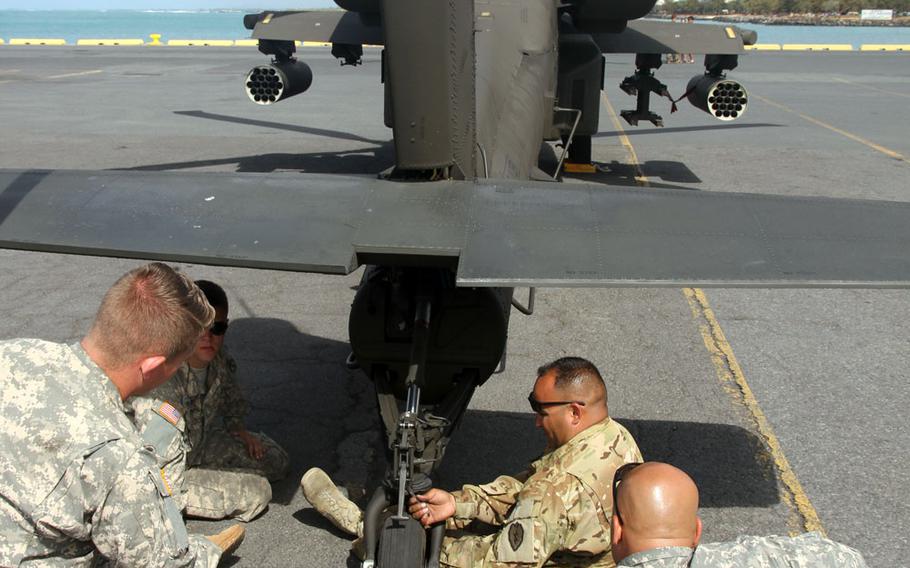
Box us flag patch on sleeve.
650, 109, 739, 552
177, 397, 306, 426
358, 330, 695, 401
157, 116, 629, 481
157, 401, 181, 426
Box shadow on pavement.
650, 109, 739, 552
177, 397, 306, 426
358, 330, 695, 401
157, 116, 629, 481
225, 318, 778, 511
442, 411, 779, 508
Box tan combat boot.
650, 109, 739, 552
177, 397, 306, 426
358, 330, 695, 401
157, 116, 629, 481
206, 524, 245, 556
301, 467, 363, 537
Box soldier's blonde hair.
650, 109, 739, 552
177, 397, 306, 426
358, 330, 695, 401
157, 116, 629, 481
88, 262, 215, 368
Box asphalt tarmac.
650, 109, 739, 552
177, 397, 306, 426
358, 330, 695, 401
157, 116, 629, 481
0, 46, 907, 566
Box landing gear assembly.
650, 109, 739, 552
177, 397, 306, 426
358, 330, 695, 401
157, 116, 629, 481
348, 267, 513, 567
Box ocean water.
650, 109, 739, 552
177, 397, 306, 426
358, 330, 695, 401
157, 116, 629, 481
0, 10, 267, 43
696, 19, 910, 45
1, 9, 909, 46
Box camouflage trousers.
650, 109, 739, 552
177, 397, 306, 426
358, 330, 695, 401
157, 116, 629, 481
182, 429, 290, 522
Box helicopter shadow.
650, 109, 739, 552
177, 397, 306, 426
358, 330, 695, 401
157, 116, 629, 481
441, 411, 780, 508
221, 317, 371, 507
538, 142, 703, 189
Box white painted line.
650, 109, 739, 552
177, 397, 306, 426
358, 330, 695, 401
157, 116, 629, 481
47, 70, 103, 80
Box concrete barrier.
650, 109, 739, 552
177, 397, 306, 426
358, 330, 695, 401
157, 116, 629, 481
76, 39, 144, 46
9, 38, 67, 46
782, 44, 854, 51
746, 44, 782, 51
860, 44, 910, 52
167, 39, 235, 47
5, 38, 909, 52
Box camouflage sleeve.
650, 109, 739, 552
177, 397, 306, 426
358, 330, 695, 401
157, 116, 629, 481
129, 397, 191, 512
449, 475, 526, 529
217, 354, 249, 432
89, 445, 221, 567
441, 479, 568, 567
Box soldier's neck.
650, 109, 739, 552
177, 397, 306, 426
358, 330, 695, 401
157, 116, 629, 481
80, 336, 134, 400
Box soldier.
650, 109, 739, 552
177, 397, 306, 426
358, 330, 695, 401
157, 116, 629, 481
610, 462, 868, 567
303, 356, 643, 567
0, 262, 244, 567
135, 279, 290, 522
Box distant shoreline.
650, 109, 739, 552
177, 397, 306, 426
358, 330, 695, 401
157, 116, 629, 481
654, 13, 910, 27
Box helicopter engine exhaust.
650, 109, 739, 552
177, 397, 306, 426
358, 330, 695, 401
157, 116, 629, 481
686, 75, 748, 121
244, 61, 313, 105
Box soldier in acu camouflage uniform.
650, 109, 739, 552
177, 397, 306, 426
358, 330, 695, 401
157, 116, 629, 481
135, 280, 289, 522
0, 262, 244, 567
303, 356, 642, 567
611, 462, 868, 567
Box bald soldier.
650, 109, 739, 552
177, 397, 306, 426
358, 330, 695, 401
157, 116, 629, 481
610, 462, 868, 567
0, 263, 243, 567
303, 356, 642, 567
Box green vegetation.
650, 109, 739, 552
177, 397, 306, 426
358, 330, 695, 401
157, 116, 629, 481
658, 0, 909, 16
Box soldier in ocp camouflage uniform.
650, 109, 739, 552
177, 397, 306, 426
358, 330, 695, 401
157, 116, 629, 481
0, 263, 243, 567
135, 280, 290, 522
611, 462, 868, 567
303, 356, 642, 567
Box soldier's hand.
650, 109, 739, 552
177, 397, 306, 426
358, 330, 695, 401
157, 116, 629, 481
408, 488, 456, 527
234, 429, 265, 460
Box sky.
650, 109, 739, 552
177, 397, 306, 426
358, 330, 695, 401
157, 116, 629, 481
0, 1, 331, 8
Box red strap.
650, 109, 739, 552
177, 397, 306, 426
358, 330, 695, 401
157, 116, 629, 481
665, 84, 698, 114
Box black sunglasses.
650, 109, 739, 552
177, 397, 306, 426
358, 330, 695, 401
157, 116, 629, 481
209, 320, 229, 336
612, 462, 644, 523
527, 392, 586, 415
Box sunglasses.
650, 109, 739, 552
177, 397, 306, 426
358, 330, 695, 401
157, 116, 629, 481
208, 320, 229, 336
612, 462, 644, 523
527, 392, 586, 415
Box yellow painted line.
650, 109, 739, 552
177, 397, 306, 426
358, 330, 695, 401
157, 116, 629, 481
684, 289, 827, 536
76, 39, 144, 46
782, 44, 854, 51
234, 39, 259, 47
601, 90, 826, 536
860, 44, 910, 51
745, 44, 781, 51
600, 92, 649, 186
831, 76, 910, 100
754, 93, 908, 163
47, 69, 103, 80
167, 39, 235, 47
9, 38, 67, 46
0, 39, 5, 45
301, 41, 332, 47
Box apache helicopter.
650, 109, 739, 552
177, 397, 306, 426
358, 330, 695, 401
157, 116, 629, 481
1, 0, 910, 566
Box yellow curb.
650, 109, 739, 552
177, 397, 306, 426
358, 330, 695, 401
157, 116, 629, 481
745, 44, 781, 51
76, 39, 144, 46
782, 44, 854, 51
234, 39, 259, 47
300, 41, 332, 47
860, 44, 910, 51
167, 39, 235, 47
0, 39, 5, 45
10, 38, 67, 46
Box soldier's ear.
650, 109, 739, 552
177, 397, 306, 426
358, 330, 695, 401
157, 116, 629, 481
693, 516, 703, 547
569, 402, 583, 424
138, 355, 167, 383
611, 513, 622, 546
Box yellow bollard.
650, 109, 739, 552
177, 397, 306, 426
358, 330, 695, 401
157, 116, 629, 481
148, 34, 162, 46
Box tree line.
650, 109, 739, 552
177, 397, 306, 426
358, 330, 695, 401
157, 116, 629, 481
657, 0, 909, 15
